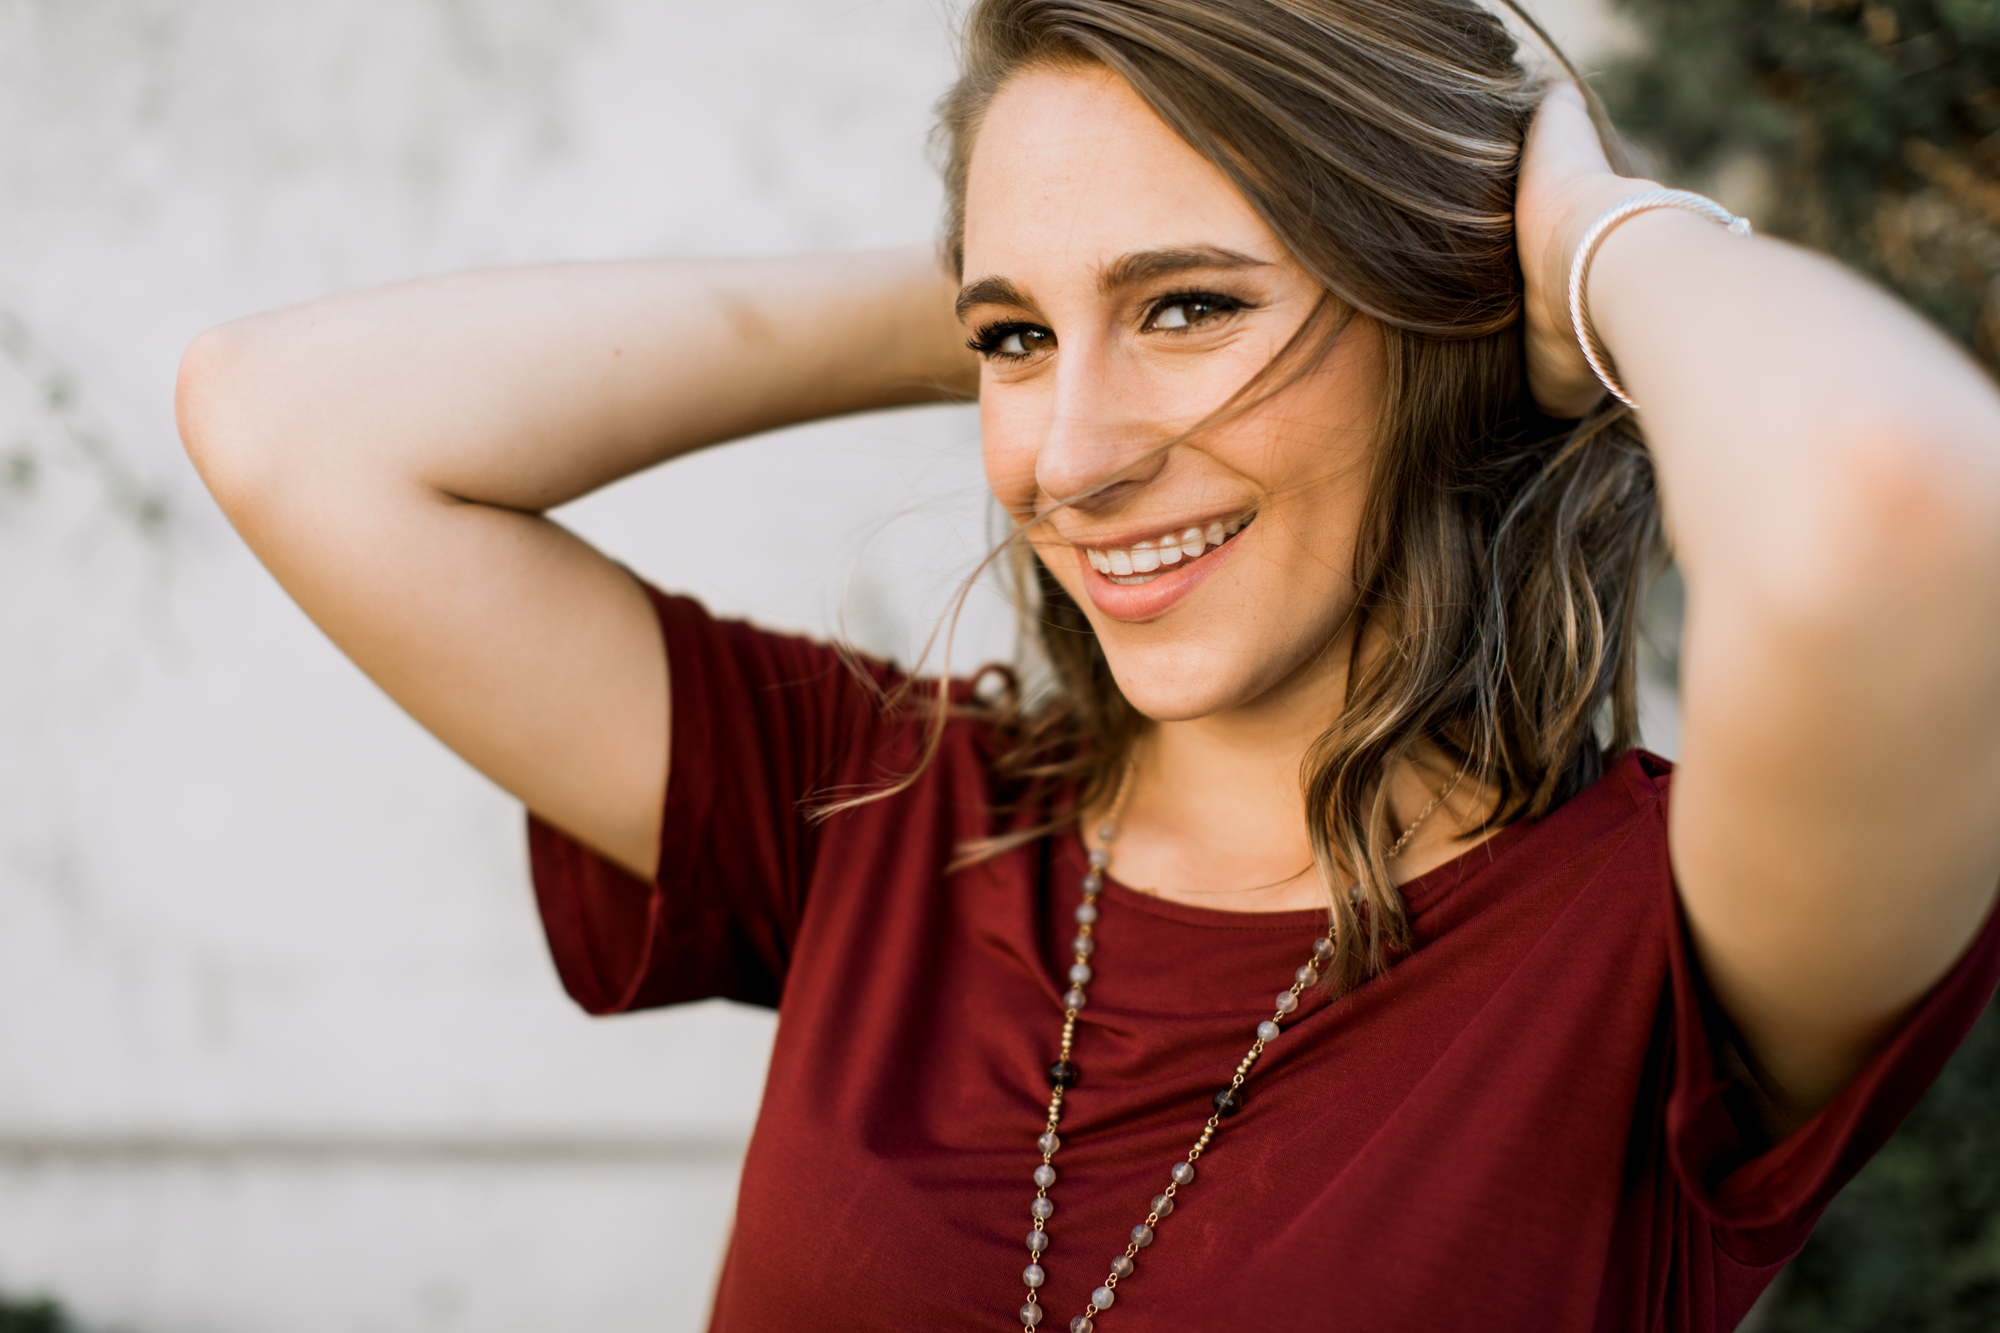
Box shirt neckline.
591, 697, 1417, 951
1061, 817, 1534, 931
1050, 750, 1662, 930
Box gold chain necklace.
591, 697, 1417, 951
1016, 762, 1465, 1331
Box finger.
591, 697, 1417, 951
1524, 83, 1614, 182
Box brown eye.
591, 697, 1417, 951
1000, 329, 1050, 355
1145, 293, 1243, 333
970, 322, 1054, 362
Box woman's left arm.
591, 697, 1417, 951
1518, 86, 2000, 1130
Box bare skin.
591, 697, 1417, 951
180, 70, 2000, 1138
962, 67, 1412, 909
1521, 84, 2000, 1127
179, 254, 978, 877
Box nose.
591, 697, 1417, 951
1033, 348, 1169, 513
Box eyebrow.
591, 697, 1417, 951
954, 246, 1271, 321
1098, 246, 1269, 294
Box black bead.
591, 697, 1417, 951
1212, 1086, 1245, 1117
1048, 1060, 1080, 1089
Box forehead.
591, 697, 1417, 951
962, 65, 1280, 281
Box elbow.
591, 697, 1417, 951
1747, 420, 2000, 637
176, 319, 282, 522
1830, 423, 2000, 585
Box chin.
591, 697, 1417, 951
1114, 681, 1244, 724
1088, 585, 1358, 723
1098, 640, 1296, 722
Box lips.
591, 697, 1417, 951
1065, 510, 1255, 622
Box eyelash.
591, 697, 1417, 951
966, 321, 1046, 362
966, 289, 1254, 363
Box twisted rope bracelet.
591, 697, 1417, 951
1567, 188, 1754, 411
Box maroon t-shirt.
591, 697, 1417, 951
529, 588, 2000, 1332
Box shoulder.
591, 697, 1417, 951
1462, 748, 1671, 883
646, 585, 1013, 785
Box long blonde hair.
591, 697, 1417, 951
841, 0, 1659, 996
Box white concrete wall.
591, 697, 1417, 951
0, 3, 1637, 1330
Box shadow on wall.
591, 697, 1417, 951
0, 307, 171, 540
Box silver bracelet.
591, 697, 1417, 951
1566, 188, 1753, 411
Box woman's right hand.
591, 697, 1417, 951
177, 249, 976, 877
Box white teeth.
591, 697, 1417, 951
1082, 514, 1253, 584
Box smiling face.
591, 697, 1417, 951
961, 63, 1388, 724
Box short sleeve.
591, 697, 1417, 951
527, 585, 917, 1015
1666, 864, 2000, 1256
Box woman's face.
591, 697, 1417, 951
961, 65, 1386, 724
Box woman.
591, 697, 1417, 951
176, 0, 2000, 1328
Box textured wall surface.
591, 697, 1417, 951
0, 2, 1633, 1330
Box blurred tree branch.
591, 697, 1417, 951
1602, 0, 2000, 372
1601, 5, 2000, 1326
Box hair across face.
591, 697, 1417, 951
934, 0, 1660, 993
962, 65, 1386, 724
941, 0, 1538, 333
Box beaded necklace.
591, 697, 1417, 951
1017, 763, 1464, 1332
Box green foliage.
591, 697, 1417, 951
1601, 0, 2000, 369
0, 1294, 71, 1333
1600, 4, 2000, 1327
1767, 993, 2000, 1330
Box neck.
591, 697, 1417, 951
1101, 632, 1345, 910
1097, 627, 1490, 912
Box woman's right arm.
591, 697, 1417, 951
177, 249, 977, 878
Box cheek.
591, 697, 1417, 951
980, 400, 1041, 524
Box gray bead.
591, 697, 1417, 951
1038, 1131, 1061, 1155
1313, 936, 1335, 961
1295, 964, 1320, 986
1171, 1161, 1196, 1186
1098, 823, 1117, 841
1021, 1301, 1044, 1326
1031, 1197, 1054, 1221
1274, 990, 1299, 1014
1109, 1255, 1134, 1279
1081, 874, 1102, 894
1257, 1020, 1281, 1042
1150, 1193, 1174, 1218
1130, 1223, 1154, 1247
1070, 1318, 1095, 1333
1072, 934, 1095, 956
1027, 1228, 1049, 1254
1063, 987, 1088, 1011
1034, 1164, 1056, 1189
1023, 1264, 1045, 1289
1088, 847, 1109, 868
1074, 901, 1099, 925
1091, 1285, 1116, 1309
1068, 962, 1093, 985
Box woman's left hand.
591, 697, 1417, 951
1524, 74, 2000, 1138
1513, 82, 1654, 418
